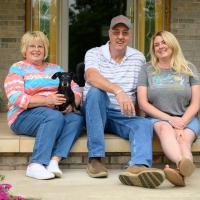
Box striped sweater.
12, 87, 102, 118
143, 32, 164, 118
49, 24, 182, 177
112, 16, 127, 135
4, 60, 81, 126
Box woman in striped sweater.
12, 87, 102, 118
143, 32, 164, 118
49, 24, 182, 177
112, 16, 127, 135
4, 31, 84, 180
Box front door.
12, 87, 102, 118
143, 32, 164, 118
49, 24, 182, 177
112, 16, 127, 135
68, 0, 129, 72
67, 0, 170, 71
26, 0, 170, 71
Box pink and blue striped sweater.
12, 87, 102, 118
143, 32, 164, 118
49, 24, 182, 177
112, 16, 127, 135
4, 60, 81, 127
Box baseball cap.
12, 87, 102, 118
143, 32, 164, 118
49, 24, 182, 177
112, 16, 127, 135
110, 15, 131, 29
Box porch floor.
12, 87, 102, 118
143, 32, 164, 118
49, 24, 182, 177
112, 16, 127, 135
1, 168, 200, 200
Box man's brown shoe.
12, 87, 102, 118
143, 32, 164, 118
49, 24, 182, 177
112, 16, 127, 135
86, 158, 108, 178
119, 166, 165, 188
164, 167, 185, 187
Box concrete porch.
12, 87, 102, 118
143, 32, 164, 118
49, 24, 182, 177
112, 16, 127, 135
1, 168, 200, 200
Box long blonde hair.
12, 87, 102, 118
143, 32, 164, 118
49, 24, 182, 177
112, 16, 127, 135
150, 31, 193, 76
21, 31, 49, 60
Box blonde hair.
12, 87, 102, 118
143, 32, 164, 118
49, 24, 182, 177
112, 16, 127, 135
21, 31, 49, 60
150, 31, 193, 76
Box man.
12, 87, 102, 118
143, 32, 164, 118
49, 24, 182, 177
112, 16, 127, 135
82, 15, 165, 188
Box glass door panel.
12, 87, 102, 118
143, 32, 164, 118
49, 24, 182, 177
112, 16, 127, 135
26, 0, 59, 64
68, 0, 127, 72
133, 0, 170, 61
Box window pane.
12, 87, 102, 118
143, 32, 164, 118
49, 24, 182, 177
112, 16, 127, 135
68, 0, 127, 72
137, 0, 169, 61
31, 0, 57, 63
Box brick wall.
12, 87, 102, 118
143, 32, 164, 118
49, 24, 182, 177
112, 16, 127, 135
171, 0, 200, 71
0, 153, 200, 170
0, 0, 25, 111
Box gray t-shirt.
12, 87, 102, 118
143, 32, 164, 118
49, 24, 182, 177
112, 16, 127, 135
137, 63, 200, 116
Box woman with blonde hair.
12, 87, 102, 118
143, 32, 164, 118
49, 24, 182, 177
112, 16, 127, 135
4, 31, 84, 180
137, 31, 200, 186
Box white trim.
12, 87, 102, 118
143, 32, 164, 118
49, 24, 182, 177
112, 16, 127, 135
60, 0, 68, 71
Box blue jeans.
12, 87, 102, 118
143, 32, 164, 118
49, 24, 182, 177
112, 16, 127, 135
11, 107, 84, 165
82, 87, 153, 167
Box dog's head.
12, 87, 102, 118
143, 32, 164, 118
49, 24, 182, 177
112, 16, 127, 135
52, 72, 74, 88
52, 72, 76, 111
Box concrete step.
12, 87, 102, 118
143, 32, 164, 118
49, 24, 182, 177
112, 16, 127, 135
1, 112, 200, 153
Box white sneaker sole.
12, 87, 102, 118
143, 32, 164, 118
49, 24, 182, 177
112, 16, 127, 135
26, 172, 55, 180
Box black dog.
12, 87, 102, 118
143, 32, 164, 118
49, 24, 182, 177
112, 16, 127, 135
52, 72, 76, 112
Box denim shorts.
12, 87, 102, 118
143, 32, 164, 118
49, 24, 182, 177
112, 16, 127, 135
148, 116, 200, 139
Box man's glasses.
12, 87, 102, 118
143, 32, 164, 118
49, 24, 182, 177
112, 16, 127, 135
111, 30, 129, 37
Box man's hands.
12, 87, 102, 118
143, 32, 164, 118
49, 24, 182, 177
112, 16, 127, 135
115, 91, 135, 116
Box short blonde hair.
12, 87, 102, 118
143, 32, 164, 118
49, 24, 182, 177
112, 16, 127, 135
21, 31, 49, 60
150, 31, 193, 76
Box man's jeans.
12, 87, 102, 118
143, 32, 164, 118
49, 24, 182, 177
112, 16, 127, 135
11, 107, 84, 165
82, 87, 153, 167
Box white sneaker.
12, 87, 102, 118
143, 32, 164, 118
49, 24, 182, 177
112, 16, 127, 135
26, 163, 55, 180
46, 160, 63, 178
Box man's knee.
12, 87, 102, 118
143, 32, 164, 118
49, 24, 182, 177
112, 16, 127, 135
86, 87, 108, 103
135, 117, 152, 128
87, 87, 106, 97
136, 117, 153, 137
